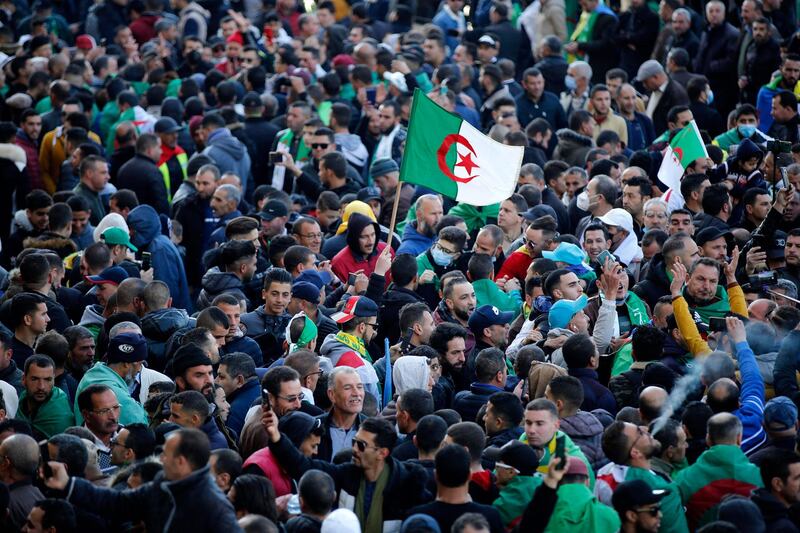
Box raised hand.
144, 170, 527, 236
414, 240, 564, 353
670, 257, 687, 298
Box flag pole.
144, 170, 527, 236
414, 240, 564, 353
385, 180, 403, 249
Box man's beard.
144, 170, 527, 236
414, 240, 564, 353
417, 221, 434, 237
453, 307, 471, 321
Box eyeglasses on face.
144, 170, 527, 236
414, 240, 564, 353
110, 438, 130, 449
352, 438, 379, 452
301, 232, 323, 239
277, 392, 305, 403
311, 143, 329, 149
435, 242, 459, 255
635, 505, 661, 517
92, 405, 122, 416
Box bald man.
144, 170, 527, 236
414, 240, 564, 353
639, 386, 668, 426
748, 299, 777, 322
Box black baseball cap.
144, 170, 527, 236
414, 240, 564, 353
243, 91, 263, 109
612, 479, 669, 514
768, 230, 787, 260
483, 440, 539, 476
154, 116, 183, 134
695, 227, 731, 247
259, 199, 289, 221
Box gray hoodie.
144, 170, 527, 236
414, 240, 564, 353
335, 132, 369, 169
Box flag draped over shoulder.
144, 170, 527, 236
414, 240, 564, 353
399, 89, 523, 206
657, 120, 708, 191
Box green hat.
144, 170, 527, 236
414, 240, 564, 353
286, 313, 318, 353
102, 226, 138, 252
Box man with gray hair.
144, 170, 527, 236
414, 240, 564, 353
668, 9, 699, 60
0, 433, 43, 530
397, 194, 444, 256
636, 59, 689, 135
209, 183, 242, 248
117, 132, 170, 216
314, 366, 366, 461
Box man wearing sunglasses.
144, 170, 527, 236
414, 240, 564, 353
264, 413, 431, 531
612, 479, 668, 533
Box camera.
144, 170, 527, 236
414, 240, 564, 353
767, 140, 792, 154
748, 270, 779, 289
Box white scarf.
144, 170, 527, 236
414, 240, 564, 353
442, 4, 466, 31
375, 124, 400, 161
613, 232, 644, 268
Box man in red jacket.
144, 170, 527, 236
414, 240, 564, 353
496, 214, 559, 283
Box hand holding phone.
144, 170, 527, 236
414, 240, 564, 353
270, 152, 284, 164
262, 387, 272, 411
553, 435, 567, 470
141, 251, 151, 272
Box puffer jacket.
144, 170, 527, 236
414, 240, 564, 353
196, 267, 249, 311
65, 465, 240, 532
330, 213, 391, 284
128, 205, 191, 312
141, 308, 194, 372
202, 128, 251, 185
552, 129, 594, 167
453, 382, 505, 424
631, 254, 671, 309
559, 410, 609, 472
395, 221, 435, 257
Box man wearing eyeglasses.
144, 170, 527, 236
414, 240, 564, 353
597, 421, 689, 533
76, 384, 121, 469
611, 479, 668, 533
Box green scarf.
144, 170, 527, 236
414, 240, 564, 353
16, 387, 75, 438
318, 101, 333, 126
610, 292, 652, 376
355, 462, 390, 532
683, 285, 730, 325
334, 331, 373, 363
278, 129, 311, 163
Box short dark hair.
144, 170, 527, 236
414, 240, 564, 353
435, 443, 471, 487
632, 325, 665, 362
263, 268, 292, 291
110, 189, 139, 211
360, 417, 398, 451
77, 384, 112, 413
759, 449, 800, 488
430, 323, 468, 356
23, 354, 54, 374
36, 499, 77, 532
475, 348, 505, 383
397, 388, 434, 423
298, 470, 336, 516
562, 333, 596, 369
468, 253, 494, 281
702, 183, 730, 217
487, 391, 524, 427
775, 90, 798, 110
414, 414, 448, 454
230, 474, 277, 521
681, 400, 714, 439
320, 151, 347, 178
282, 245, 314, 274
602, 421, 632, 464
399, 302, 430, 335
220, 353, 256, 380
48, 433, 88, 477
124, 423, 156, 459
547, 375, 584, 412
263, 366, 300, 397
446, 422, 485, 462
391, 254, 418, 287
211, 448, 243, 482
650, 418, 681, 451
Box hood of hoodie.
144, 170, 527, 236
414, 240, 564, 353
345, 212, 381, 259
732, 138, 764, 167
556, 128, 593, 148
335, 133, 369, 166
560, 411, 604, 439
319, 333, 355, 365
0, 143, 27, 165
13, 210, 33, 233
142, 308, 193, 340
79, 304, 105, 327
207, 128, 247, 158
127, 205, 161, 248
201, 267, 245, 292
751, 488, 792, 523
643, 254, 670, 286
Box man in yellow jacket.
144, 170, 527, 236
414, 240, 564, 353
39, 106, 101, 194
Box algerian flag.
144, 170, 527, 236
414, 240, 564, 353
657, 120, 708, 192
399, 89, 523, 206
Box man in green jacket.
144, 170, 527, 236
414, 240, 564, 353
673, 413, 763, 530
469, 253, 522, 317
599, 421, 690, 533
74, 332, 148, 426
489, 440, 542, 529
15, 355, 74, 439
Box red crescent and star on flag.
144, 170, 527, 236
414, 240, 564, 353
436, 134, 480, 183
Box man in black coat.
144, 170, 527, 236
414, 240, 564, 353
43, 428, 240, 531
615, 0, 660, 79
116, 133, 170, 216
565, 0, 619, 84
534, 36, 569, 96
740, 18, 782, 105
688, 77, 726, 138
378, 255, 427, 345
485, 2, 532, 71
694, 0, 741, 116
242, 92, 279, 188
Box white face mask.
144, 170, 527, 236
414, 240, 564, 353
576, 190, 590, 211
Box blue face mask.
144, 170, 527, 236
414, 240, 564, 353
565, 75, 577, 92
431, 247, 453, 267
706, 88, 714, 105
739, 124, 757, 138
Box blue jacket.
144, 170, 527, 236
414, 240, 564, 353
625, 112, 656, 151
432, 9, 463, 53
201, 416, 230, 450
225, 378, 260, 436
202, 129, 252, 191
734, 340, 766, 455
453, 382, 505, 424
128, 205, 192, 312
569, 368, 618, 416
222, 334, 264, 367
756, 81, 783, 133
396, 222, 434, 257
141, 308, 194, 372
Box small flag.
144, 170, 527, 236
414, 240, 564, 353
657, 120, 709, 192
399, 89, 523, 206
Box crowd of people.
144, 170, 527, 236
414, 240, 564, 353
0, 0, 800, 531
